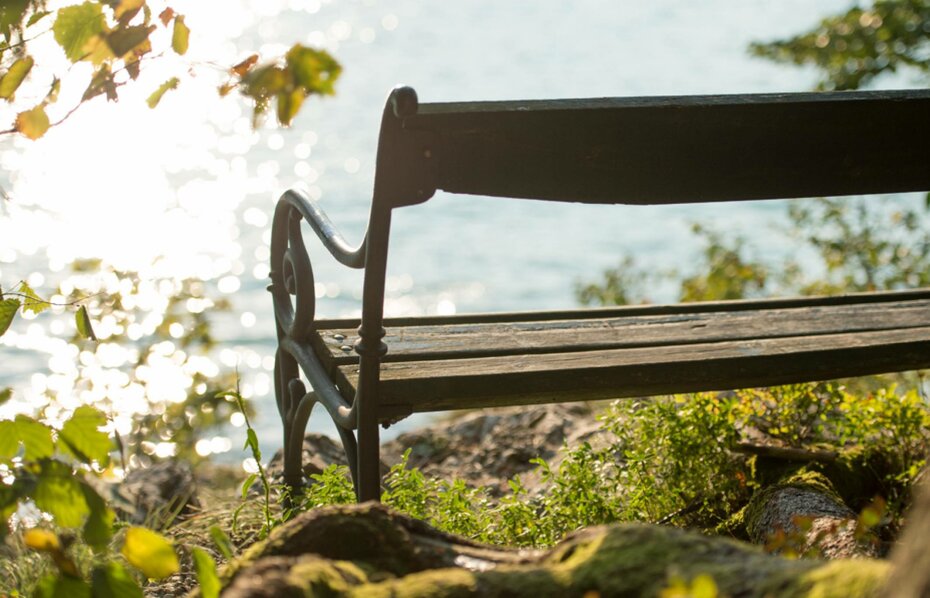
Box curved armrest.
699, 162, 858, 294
280, 188, 367, 269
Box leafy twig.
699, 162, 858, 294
227, 374, 274, 535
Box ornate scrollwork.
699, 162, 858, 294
269, 192, 364, 495
271, 202, 316, 343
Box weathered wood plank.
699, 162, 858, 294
404, 89, 930, 205
330, 326, 930, 417
313, 288, 930, 330
314, 299, 930, 367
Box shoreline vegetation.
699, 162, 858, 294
2, 0, 930, 595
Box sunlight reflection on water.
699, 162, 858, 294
2, 0, 917, 468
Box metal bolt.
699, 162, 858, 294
333, 333, 345, 341
340, 345, 353, 352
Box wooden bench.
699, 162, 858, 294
269, 87, 930, 502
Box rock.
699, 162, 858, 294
116, 460, 200, 527
382, 403, 602, 496
262, 405, 602, 497
743, 471, 878, 559
215, 503, 888, 598
264, 433, 352, 484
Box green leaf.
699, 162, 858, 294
0, 55, 33, 100
15, 104, 49, 139
241, 472, 257, 499
76, 305, 97, 340
34, 460, 90, 528
33, 575, 92, 598
27, 10, 52, 27
244, 428, 261, 461
209, 525, 235, 560
53, 2, 106, 62
0, 297, 20, 336
0, 421, 17, 461
45, 77, 61, 104
82, 64, 117, 102
276, 89, 305, 126
146, 77, 179, 108
0, 484, 19, 539
59, 405, 111, 466
81, 482, 115, 549
121, 526, 179, 579
192, 548, 221, 598
14, 415, 54, 461
285, 44, 341, 95
106, 24, 154, 57
91, 562, 143, 598
171, 14, 189, 55
19, 281, 48, 315
0, 388, 11, 407
243, 64, 287, 96
0, 0, 29, 42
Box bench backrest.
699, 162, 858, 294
373, 88, 930, 209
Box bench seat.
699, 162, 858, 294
310, 289, 930, 421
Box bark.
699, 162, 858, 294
742, 471, 878, 559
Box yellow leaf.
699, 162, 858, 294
121, 527, 179, 580
45, 78, 61, 104
15, 105, 49, 140
171, 15, 189, 55
81, 34, 115, 66
691, 574, 719, 598
146, 77, 179, 108
23, 528, 60, 552
19, 281, 48, 315
0, 56, 34, 100
114, 0, 145, 20
23, 528, 81, 577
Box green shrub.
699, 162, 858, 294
293, 382, 929, 548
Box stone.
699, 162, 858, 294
117, 460, 200, 527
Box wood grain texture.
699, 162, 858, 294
306, 290, 930, 419
315, 298, 930, 366
339, 327, 930, 415
402, 89, 930, 205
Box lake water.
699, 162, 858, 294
0, 0, 923, 467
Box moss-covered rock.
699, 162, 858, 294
215, 503, 889, 598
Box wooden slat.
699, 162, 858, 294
315, 298, 930, 366
404, 89, 930, 205
314, 288, 930, 330
331, 327, 930, 417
